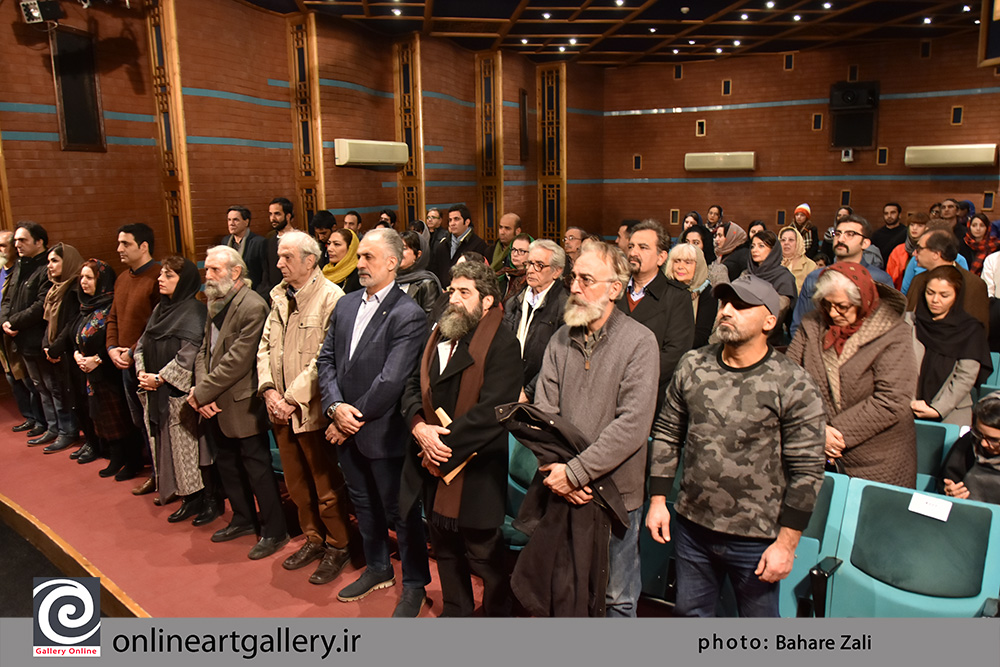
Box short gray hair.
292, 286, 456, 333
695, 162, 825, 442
529, 238, 566, 272
206, 245, 251, 287
578, 238, 630, 301
812, 268, 861, 309
278, 230, 321, 263
361, 227, 404, 265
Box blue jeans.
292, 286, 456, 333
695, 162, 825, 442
24, 356, 76, 436
337, 443, 430, 590
5, 370, 42, 425
673, 515, 779, 618
606, 508, 642, 617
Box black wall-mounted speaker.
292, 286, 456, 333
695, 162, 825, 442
829, 81, 880, 111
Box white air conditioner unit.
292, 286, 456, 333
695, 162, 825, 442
904, 143, 997, 168
684, 151, 756, 171
334, 139, 409, 167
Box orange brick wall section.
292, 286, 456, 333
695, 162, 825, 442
566, 64, 605, 237
501, 51, 538, 238
0, 2, 163, 267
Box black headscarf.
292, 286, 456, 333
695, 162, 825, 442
746, 241, 797, 301
681, 224, 716, 264
78, 259, 116, 314
914, 271, 992, 403
140, 258, 207, 374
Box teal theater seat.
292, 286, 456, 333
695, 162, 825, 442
913, 420, 963, 493
502, 434, 538, 550
269, 429, 282, 474
809, 477, 1000, 617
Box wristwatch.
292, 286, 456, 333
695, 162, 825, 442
326, 402, 342, 420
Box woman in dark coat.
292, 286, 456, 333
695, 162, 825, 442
786, 262, 918, 488
322, 228, 361, 293
397, 230, 442, 316
135, 256, 209, 515
73, 259, 139, 477
742, 230, 797, 343
664, 243, 717, 349
708, 221, 749, 284
680, 224, 715, 265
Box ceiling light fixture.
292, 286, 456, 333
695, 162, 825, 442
716, 47, 723, 53
569, 38, 577, 44
673, 49, 679, 54
741, 13, 749, 20
521, 38, 528, 44
963, 5, 971, 11
734, 39, 741, 46
975, 19, 981, 24
793, 14, 801, 21
559, 46, 566, 52
923, 17, 932, 24
766, 1, 775, 8
649, 27, 657, 33
542, 12, 551, 19
689, 39, 696, 44
392, 8, 401, 15
823, 2, 832, 8
616, 0, 624, 6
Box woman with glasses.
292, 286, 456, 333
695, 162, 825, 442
663, 243, 716, 349
941, 391, 1000, 503
906, 265, 991, 426
786, 262, 918, 487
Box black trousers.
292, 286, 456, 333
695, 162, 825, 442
428, 523, 509, 617
208, 420, 286, 539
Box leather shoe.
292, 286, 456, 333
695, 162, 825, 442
336, 567, 395, 602
391, 587, 427, 618
132, 477, 155, 495
26, 424, 47, 437
167, 496, 203, 523
12, 420, 36, 432
282, 541, 326, 571
43, 434, 77, 454
114, 463, 140, 482
27, 430, 58, 446
248, 534, 290, 560
76, 443, 99, 464
192, 496, 224, 526
211, 523, 256, 543
309, 546, 351, 585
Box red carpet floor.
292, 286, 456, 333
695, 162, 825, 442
0, 398, 470, 618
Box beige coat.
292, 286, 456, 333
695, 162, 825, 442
786, 285, 919, 488
257, 268, 344, 433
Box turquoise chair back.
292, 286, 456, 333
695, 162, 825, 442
913, 420, 963, 493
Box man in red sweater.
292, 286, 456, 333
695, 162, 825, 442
106, 223, 160, 487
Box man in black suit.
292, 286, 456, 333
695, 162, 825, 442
221, 206, 268, 300
617, 220, 694, 412
316, 228, 431, 617
429, 204, 489, 288
262, 197, 298, 300
401, 260, 522, 617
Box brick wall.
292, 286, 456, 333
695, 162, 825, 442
566, 64, 605, 239
501, 51, 538, 237
0, 2, 162, 266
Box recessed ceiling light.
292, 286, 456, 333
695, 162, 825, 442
569, 38, 577, 44
521, 38, 528, 44
741, 13, 749, 20
923, 17, 932, 24
793, 14, 801, 21
616, 0, 624, 6
716, 47, 723, 53
689, 39, 696, 44
543, 12, 551, 19
392, 8, 401, 16
963, 5, 971, 11
823, 2, 832, 8
975, 19, 981, 24
673, 49, 679, 54
649, 27, 657, 33
766, 1, 775, 8
559, 46, 566, 52
734, 39, 741, 46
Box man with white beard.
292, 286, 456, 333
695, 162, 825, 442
529, 239, 659, 616
188, 246, 289, 560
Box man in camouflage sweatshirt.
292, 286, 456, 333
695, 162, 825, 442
646, 274, 826, 617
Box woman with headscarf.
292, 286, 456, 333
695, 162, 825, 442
960, 213, 997, 277
779, 225, 817, 292
742, 230, 797, 342
397, 230, 442, 317
663, 243, 717, 349
681, 211, 702, 231
322, 228, 361, 293
37, 243, 85, 453
680, 224, 715, 265
708, 221, 749, 285
906, 265, 992, 426
786, 262, 918, 488
135, 256, 210, 517
407, 219, 432, 272
72, 259, 138, 477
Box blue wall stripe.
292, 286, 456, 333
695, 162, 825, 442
1, 131, 60, 141
575, 174, 1000, 185
503, 165, 526, 171
182, 87, 290, 109
425, 163, 476, 171
502, 100, 520, 108
107, 136, 157, 146
882, 86, 1000, 100
0, 102, 56, 114
105, 111, 156, 123
422, 91, 475, 108
318, 78, 394, 99
505, 180, 538, 187
381, 180, 477, 188
322, 141, 335, 149
268, 79, 290, 88
568, 107, 603, 117
323, 205, 400, 216
424, 145, 444, 152
607, 98, 828, 117
187, 136, 293, 150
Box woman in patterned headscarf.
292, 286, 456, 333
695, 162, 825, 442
779, 225, 817, 293
786, 262, 918, 488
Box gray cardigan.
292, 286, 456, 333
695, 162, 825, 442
532, 307, 659, 512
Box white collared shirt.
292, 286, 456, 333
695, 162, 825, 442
349, 281, 395, 360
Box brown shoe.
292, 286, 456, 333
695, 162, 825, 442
282, 541, 326, 571
132, 477, 155, 496
309, 546, 351, 585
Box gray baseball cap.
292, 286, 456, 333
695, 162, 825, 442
712, 274, 780, 316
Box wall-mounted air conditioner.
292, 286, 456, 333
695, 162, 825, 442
684, 151, 756, 171
904, 143, 997, 168
334, 139, 409, 167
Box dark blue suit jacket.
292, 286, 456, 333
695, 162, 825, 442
317, 283, 428, 459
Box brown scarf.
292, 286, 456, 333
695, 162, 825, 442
43, 244, 84, 346
419, 306, 503, 529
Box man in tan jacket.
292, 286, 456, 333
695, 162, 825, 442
258, 231, 351, 584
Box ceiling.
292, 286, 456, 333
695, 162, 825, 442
250, 0, 985, 66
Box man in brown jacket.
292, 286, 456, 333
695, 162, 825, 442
188, 246, 288, 560
257, 231, 351, 583
906, 228, 989, 335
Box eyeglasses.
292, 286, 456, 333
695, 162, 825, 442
821, 300, 856, 316
525, 260, 551, 272
832, 230, 866, 240
511, 247, 530, 256
568, 273, 614, 288
563, 236, 581, 243
971, 427, 1000, 450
